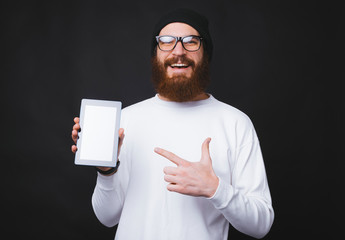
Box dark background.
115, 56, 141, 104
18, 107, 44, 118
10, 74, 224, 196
2, 0, 344, 239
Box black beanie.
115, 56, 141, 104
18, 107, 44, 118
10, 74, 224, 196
151, 8, 213, 60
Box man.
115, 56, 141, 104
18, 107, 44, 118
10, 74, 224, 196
71, 8, 274, 240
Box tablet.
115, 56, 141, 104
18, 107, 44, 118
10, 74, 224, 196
75, 99, 122, 167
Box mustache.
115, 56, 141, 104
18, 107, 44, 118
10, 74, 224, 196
164, 56, 195, 68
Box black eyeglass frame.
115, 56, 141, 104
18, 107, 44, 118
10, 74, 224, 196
155, 35, 203, 52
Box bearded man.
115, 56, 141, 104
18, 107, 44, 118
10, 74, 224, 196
71, 8, 274, 240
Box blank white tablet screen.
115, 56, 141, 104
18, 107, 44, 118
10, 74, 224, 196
79, 105, 117, 161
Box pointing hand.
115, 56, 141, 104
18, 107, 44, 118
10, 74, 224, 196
154, 138, 219, 198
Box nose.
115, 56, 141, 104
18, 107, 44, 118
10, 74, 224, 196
172, 41, 186, 56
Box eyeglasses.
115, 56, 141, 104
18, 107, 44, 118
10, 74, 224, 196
155, 35, 203, 52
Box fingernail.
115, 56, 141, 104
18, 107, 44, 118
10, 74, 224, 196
154, 147, 160, 153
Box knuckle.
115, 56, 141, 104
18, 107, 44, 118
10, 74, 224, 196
167, 152, 175, 159
71, 145, 76, 153
180, 167, 189, 176
167, 184, 178, 192
164, 175, 169, 181
180, 180, 188, 189
178, 169, 185, 177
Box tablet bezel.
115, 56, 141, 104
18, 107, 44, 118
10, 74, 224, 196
74, 99, 122, 167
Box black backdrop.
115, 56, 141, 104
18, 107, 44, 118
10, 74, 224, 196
3, 0, 344, 239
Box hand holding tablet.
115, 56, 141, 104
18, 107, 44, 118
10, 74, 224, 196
71, 99, 123, 169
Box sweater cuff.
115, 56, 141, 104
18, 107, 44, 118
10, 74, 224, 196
207, 177, 234, 209
96, 172, 116, 191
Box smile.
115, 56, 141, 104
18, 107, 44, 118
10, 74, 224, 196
170, 63, 189, 68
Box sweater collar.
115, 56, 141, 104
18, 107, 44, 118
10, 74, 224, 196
152, 93, 215, 108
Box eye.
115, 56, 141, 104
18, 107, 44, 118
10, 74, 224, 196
183, 36, 199, 45
159, 36, 175, 44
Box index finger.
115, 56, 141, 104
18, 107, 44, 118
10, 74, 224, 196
154, 147, 185, 166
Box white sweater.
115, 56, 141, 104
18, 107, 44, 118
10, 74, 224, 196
92, 95, 274, 240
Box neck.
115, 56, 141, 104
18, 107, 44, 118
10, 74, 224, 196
157, 92, 209, 102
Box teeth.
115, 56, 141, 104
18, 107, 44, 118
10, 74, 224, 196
171, 63, 188, 68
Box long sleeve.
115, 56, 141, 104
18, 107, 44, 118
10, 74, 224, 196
208, 125, 274, 239
91, 148, 130, 227
91, 173, 123, 227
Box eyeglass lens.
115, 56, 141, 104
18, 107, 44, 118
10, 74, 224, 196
157, 36, 201, 51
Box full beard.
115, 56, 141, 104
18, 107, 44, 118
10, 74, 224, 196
151, 55, 210, 102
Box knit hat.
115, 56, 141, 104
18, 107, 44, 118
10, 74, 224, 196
151, 8, 213, 60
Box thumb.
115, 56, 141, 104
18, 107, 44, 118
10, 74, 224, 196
201, 137, 212, 164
